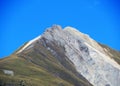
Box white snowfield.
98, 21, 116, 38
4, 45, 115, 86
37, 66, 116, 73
17, 25, 120, 86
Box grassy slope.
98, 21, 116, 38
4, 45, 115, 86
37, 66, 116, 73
16, 42, 92, 86
0, 37, 93, 86
0, 44, 92, 86
0, 55, 73, 86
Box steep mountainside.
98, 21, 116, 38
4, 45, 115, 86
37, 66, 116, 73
0, 25, 120, 86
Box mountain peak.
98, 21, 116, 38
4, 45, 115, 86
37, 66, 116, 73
51, 24, 62, 30
15, 25, 120, 86
46, 24, 62, 32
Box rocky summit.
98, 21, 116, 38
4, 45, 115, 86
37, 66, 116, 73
0, 25, 120, 86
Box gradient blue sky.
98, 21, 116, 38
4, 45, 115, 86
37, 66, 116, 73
0, 0, 120, 58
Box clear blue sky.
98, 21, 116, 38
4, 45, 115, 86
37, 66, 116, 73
0, 0, 120, 58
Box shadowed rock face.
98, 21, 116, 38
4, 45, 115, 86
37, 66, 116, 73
15, 25, 120, 86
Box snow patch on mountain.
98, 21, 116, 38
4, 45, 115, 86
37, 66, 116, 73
17, 35, 41, 53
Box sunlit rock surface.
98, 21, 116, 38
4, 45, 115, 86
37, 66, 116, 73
17, 25, 120, 86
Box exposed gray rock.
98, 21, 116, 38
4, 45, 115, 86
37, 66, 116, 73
42, 25, 120, 86
3, 69, 14, 76
17, 25, 120, 86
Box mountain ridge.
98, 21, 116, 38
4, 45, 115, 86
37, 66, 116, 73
0, 25, 120, 86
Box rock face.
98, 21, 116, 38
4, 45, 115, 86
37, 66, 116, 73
17, 25, 120, 86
